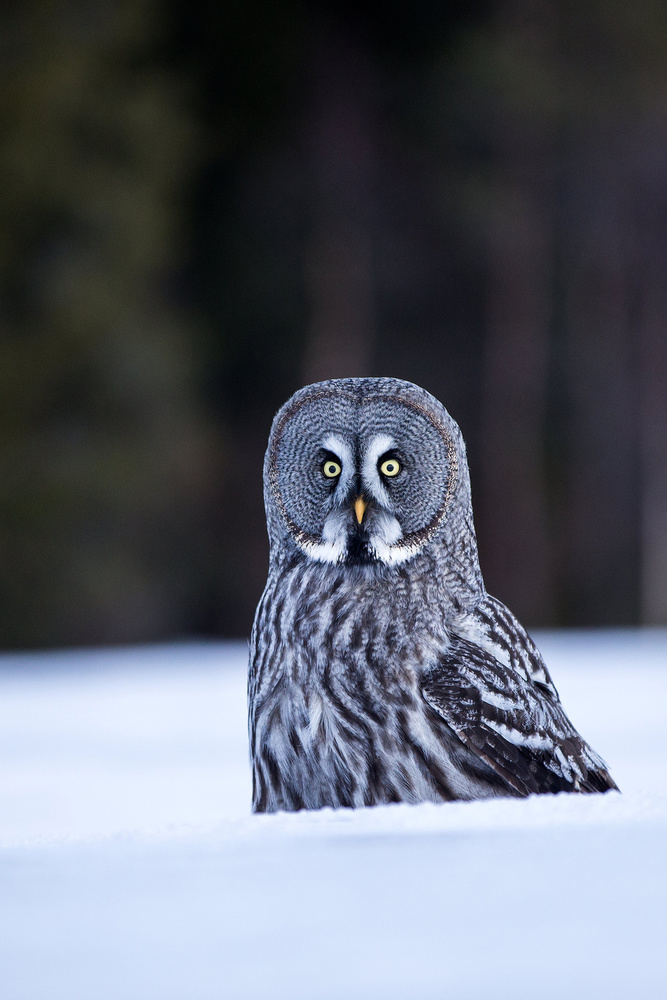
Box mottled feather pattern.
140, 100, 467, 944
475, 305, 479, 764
249, 552, 511, 811
249, 378, 617, 812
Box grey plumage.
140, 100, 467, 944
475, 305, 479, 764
248, 377, 617, 812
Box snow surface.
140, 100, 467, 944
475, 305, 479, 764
1, 631, 667, 999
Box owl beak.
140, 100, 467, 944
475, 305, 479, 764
353, 496, 367, 524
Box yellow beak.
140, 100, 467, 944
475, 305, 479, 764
354, 496, 367, 525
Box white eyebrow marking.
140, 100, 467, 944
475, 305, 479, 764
321, 434, 355, 504
362, 434, 395, 505
321, 435, 353, 466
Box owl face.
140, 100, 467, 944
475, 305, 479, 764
266, 380, 459, 566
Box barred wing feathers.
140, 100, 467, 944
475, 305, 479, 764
422, 602, 618, 797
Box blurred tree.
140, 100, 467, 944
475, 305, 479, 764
0, 0, 218, 646
300, 27, 377, 384
636, 118, 667, 624
552, 0, 667, 625
431, 0, 667, 625
471, 0, 558, 624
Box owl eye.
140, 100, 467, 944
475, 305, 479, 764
322, 459, 342, 478
379, 457, 401, 478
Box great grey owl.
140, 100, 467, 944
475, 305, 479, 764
249, 377, 617, 812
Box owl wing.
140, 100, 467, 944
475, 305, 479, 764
421, 597, 618, 796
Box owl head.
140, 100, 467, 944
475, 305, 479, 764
263, 377, 478, 576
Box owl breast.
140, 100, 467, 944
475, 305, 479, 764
248, 558, 507, 812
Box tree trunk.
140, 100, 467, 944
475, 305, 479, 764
477, 0, 556, 625
637, 115, 667, 624
301, 30, 376, 385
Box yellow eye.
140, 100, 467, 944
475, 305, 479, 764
379, 458, 401, 477
322, 459, 342, 478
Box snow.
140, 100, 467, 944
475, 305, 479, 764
1, 631, 667, 999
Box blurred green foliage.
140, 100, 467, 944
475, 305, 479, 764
0, 0, 219, 645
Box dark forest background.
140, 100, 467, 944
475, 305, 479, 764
1, 0, 667, 649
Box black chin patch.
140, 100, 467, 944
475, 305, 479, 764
345, 528, 377, 565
